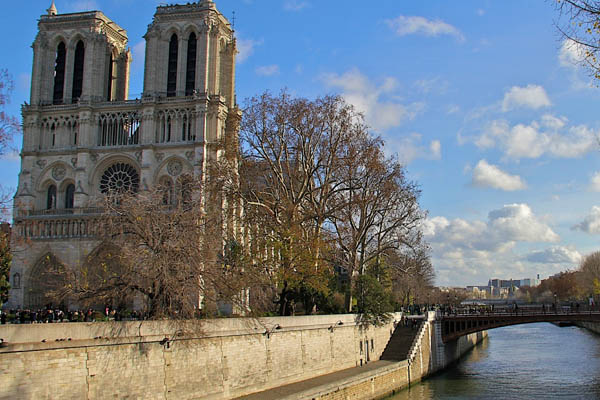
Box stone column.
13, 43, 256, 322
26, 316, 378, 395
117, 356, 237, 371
177, 36, 187, 97
196, 27, 209, 94
63, 42, 75, 104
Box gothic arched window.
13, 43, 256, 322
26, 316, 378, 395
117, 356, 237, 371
12, 273, 20, 289
53, 42, 66, 104
65, 183, 75, 209
185, 32, 197, 96
47, 184, 57, 210
176, 174, 193, 207
99, 163, 140, 194
167, 34, 178, 97
159, 176, 174, 205
107, 52, 117, 101
72, 40, 85, 102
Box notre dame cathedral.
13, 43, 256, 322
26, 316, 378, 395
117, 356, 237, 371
6, 0, 240, 309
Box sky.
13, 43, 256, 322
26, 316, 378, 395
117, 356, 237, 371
2, 0, 600, 287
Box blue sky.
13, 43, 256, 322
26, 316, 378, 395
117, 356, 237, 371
2, 0, 600, 287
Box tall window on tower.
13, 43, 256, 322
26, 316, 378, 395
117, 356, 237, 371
185, 33, 197, 96
65, 183, 75, 209
47, 185, 57, 210
52, 42, 66, 105
72, 40, 85, 102
167, 34, 178, 97
107, 52, 117, 101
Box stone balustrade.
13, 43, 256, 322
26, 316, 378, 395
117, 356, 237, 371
14, 208, 103, 240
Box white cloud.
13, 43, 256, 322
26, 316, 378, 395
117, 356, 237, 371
471, 118, 597, 160
386, 133, 439, 164
540, 114, 567, 130
447, 104, 460, 115
488, 204, 559, 243
414, 77, 448, 95
558, 39, 594, 90
386, 16, 465, 42
476, 9, 485, 16
430, 140, 441, 160
526, 246, 582, 264
283, 0, 309, 11
501, 84, 551, 112
236, 38, 263, 63
573, 206, 600, 234
0, 151, 20, 163
471, 159, 526, 191
590, 172, 600, 192
255, 65, 280, 76
559, 39, 585, 68
425, 204, 561, 285
322, 68, 423, 132
425, 203, 558, 250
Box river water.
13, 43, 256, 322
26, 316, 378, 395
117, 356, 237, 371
389, 322, 600, 399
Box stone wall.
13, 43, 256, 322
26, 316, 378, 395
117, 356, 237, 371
0, 313, 402, 399
297, 313, 487, 400
576, 321, 600, 335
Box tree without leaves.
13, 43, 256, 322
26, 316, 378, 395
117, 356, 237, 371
52, 172, 253, 319
0, 70, 20, 220
389, 245, 435, 307
555, 0, 600, 80
0, 231, 11, 307
330, 133, 426, 312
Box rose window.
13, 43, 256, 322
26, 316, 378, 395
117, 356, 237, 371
99, 162, 140, 194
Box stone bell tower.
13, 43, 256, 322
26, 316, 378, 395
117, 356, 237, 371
29, 0, 131, 106
7, 0, 242, 311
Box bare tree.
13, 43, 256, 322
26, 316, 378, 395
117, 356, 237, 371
389, 245, 435, 307
330, 135, 425, 311
55, 175, 252, 319
555, 0, 600, 80
0, 70, 21, 219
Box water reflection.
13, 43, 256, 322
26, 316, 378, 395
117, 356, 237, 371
388, 323, 600, 399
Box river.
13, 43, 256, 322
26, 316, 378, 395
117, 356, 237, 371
388, 322, 600, 399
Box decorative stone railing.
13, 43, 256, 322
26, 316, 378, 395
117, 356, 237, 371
14, 208, 104, 240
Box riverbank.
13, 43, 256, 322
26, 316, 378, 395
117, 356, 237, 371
235, 312, 487, 400
389, 323, 600, 399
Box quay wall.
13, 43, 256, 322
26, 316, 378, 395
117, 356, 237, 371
0, 313, 402, 400
301, 313, 487, 400
576, 321, 600, 335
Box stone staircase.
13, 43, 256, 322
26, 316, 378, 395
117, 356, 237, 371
380, 320, 423, 361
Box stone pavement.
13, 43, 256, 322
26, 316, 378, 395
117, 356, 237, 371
233, 360, 406, 400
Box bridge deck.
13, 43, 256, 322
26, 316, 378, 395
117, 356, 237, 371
441, 311, 600, 342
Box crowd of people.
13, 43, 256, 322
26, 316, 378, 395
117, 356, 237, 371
0, 307, 146, 324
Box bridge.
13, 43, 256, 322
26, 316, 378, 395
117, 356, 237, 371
441, 309, 600, 342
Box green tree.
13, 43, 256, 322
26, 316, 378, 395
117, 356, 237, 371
355, 274, 393, 325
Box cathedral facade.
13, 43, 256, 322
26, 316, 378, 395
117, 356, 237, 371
6, 1, 239, 309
